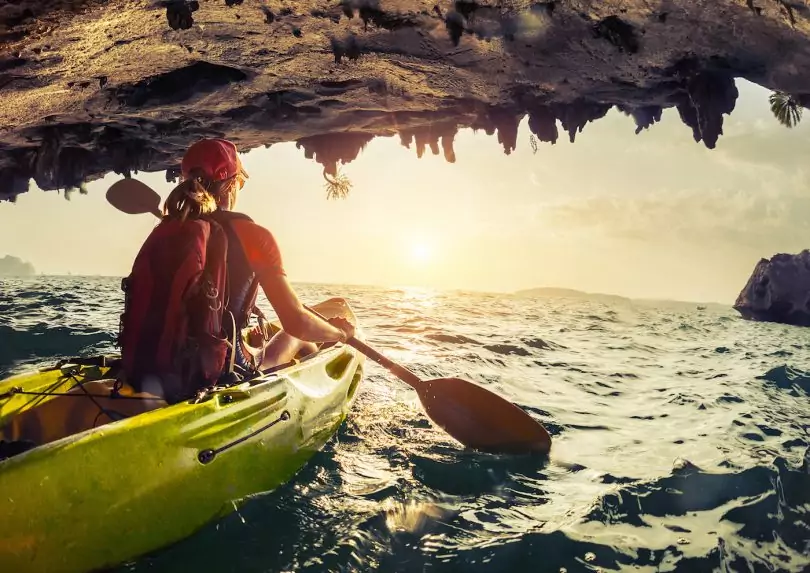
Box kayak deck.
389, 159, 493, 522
0, 297, 365, 573
0, 372, 168, 449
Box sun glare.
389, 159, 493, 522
409, 241, 433, 264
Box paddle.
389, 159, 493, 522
105, 177, 552, 455
106, 178, 163, 219
305, 306, 552, 455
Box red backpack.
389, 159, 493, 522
117, 217, 230, 403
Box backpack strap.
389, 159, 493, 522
200, 216, 251, 384
210, 210, 263, 330
202, 218, 228, 336
187, 218, 231, 388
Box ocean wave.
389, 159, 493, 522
425, 333, 481, 344
0, 324, 114, 376
521, 337, 566, 350
757, 365, 810, 395
484, 344, 531, 357
577, 455, 810, 571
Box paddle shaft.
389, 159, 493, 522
345, 337, 422, 389
304, 305, 422, 389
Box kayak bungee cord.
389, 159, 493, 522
0, 386, 165, 401
197, 409, 291, 464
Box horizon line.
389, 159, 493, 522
0, 273, 733, 307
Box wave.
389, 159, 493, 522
757, 365, 810, 395
484, 344, 531, 357
521, 337, 566, 350
0, 324, 114, 376
576, 456, 810, 571
425, 333, 481, 344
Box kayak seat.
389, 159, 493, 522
1, 380, 167, 448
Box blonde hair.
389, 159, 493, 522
163, 169, 241, 221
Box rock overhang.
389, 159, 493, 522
1, 0, 809, 200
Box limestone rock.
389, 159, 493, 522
734, 250, 810, 327
0, 255, 36, 277
1, 0, 810, 200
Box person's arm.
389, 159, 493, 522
235, 220, 354, 342
258, 271, 352, 343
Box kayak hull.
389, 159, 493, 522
0, 298, 364, 573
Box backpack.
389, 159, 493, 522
117, 216, 230, 403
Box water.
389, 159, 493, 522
1, 277, 809, 572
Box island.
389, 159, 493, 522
514, 287, 631, 305
0, 255, 36, 277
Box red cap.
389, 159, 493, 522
181, 138, 249, 182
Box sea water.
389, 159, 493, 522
1, 277, 808, 572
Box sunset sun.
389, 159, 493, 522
409, 241, 433, 264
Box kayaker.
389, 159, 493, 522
119, 138, 354, 402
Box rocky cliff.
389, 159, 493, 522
0, 255, 36, 276
1, 0, 809, 200
734, 250, 810, 327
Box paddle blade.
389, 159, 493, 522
106, 178, 163, 218
416, 378, 551, 455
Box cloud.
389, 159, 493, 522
539, 167, 810, 253
715, 121, 810, 171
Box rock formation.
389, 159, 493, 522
674, 68, 739, 149
399, 121, 459, 163
295, 132, 375, 176
0, 256, 36, 277
1, 0, 810, 201
734, 250, 810, 327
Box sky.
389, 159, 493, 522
1, 79, 808, 304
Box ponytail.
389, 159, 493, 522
162, 169, 235, 221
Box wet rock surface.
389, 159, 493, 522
1, 0, 810, 199
734, 250, 810, 327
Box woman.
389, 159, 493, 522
181, 137, 354, 369
121, 137, 354, 400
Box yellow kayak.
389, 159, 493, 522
0, 297, 364, 573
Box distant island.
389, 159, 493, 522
0, 255, 36, 277
514, 287, 631, 304
514, 286, 729, 308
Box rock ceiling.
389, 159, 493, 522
1, 0, 809, 200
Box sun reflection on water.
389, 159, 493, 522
391, 286, 440, 309
383, 499, 449, 535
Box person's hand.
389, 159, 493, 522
245, 320, 272, 347
327, 317, 355, 342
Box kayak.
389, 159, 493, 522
0, 297, 365, 573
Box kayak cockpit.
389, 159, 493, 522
0, 348, 340, 462
0, 361, 168, 461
